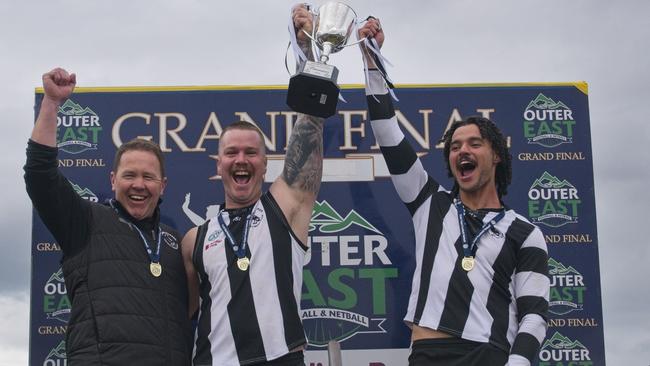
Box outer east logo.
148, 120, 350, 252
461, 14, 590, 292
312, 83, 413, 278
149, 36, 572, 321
528, 172, 580, 228
549, 258, 586, 316
523, 93, 576, 148
301, 201, 397, 347
538, 332, 592, 365
43, 269, 70, 324
56, 99, 102, 154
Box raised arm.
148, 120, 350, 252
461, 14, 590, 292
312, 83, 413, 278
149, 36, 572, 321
32, 68, 76, 146
270, 112, 324, 245
269, 4, 324, 245
24, 68, 90, 256
360, 21, 435, 212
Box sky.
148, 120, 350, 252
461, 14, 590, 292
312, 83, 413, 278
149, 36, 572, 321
1, 0, 649, 365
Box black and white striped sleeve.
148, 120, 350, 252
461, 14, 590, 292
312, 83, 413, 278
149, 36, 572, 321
365, 70, 437, 213
508, 225, 550, 365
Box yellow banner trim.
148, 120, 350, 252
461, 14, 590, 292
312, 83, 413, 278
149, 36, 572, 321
36, 81, 588, 95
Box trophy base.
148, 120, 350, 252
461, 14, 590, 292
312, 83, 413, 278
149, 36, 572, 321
287, 61, 340, 118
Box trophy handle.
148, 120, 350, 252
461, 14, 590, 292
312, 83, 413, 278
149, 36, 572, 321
342, 36, 367, 48
301, 29, 317, 43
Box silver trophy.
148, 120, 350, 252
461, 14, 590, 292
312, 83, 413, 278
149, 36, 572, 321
287, 2, 358, 118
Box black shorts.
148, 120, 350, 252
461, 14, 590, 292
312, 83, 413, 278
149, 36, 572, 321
408, 338, 508, 366
258, 351, 305, 366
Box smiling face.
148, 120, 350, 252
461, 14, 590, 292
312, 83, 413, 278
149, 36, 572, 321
448, 124, 500, 197
110, 149, 167, 220
217, 128, 267, 209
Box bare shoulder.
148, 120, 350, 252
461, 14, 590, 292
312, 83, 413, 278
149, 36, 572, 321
181, 227, 198, 257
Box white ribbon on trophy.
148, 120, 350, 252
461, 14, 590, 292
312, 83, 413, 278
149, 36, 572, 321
286, 2, 398, 106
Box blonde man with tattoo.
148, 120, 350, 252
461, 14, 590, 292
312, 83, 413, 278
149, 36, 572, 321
181, 6, 324, 365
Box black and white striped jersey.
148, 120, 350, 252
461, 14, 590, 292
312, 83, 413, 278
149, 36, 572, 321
365, 71, 549, 366
191, 192, 308, 366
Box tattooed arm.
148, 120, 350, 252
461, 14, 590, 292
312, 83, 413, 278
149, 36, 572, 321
269, 4, 324, 246
270, 113, 324, 246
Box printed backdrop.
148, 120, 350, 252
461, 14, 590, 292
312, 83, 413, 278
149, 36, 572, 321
30, 82, 604, 365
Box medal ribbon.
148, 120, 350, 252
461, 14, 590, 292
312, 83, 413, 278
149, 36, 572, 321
454, 199, 505, 259
217, 208, 252, 261
109, 199, 162, 264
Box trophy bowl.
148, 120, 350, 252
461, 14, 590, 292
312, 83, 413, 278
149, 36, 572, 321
287, 2, 358, 118
314, 2, 358, 61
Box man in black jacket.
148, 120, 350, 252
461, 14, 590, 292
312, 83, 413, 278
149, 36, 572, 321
24, 68, 191, 365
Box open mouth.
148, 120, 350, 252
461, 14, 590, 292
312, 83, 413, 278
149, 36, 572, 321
458, 159, 476, 178
129, 194, 147, 202
233, 170, 251, 185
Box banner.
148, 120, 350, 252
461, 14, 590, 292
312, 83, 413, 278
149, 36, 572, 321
30, 82, 605, 365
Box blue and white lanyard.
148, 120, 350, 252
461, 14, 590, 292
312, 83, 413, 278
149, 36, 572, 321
109, 199, 162, 264
454, 199, 505, 258
217, 208, 252, 260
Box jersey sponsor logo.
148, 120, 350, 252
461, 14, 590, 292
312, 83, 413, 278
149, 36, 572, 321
69, 180, 98, 202
205, 228, 224, 251
56, 99, 102, 154
539, 331, 592, 365
162, 231, 178, 250
302, 200, 396, 347
549, 258, 586, 315
43, 269, 70, 324
528, 171, 581, 227
522, 93, 576, 148
43, 340, 67, 365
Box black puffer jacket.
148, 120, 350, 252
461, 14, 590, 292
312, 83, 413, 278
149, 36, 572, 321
62, 203, 191, 365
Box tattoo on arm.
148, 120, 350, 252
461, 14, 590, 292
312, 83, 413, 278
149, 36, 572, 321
282, 114, 324, 194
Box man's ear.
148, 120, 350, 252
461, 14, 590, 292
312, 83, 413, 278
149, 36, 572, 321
160, 177, 168, 195
110, 171, 116, 192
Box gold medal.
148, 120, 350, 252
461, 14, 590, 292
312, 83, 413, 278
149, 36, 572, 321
461, 256, 475, 272
150, 262, 162, 277
237, 257, 250, 271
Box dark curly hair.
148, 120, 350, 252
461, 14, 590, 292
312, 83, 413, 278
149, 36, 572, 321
442, 116, 512, 198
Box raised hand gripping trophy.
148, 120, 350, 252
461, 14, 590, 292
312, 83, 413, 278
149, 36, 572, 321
287, 2, 358, 118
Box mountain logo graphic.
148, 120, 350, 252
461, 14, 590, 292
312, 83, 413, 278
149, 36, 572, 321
59, 99, 97, 116
530, 171, 575, 190
525, 93, 571, 111
45, 269, 65, 288
522, 93, 576, 148
56, 99, 102, 154
310, 201, 382, 234
70, 181, 99, 202
44, 340, 67, 363
539, 332, 592, 363
527, 171, 580, 228
548, 257, 580, 276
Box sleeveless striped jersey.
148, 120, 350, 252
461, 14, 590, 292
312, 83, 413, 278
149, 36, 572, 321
191, 192, 308, 366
